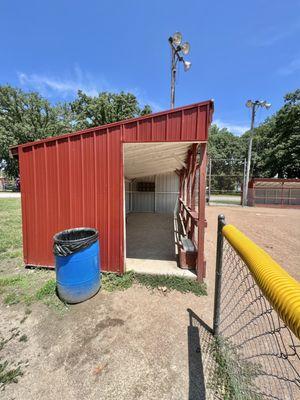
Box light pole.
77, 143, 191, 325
243, 100, 271, 206
168, 32, 191, 109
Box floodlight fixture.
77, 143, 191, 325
169, 32, 192, 108
181, 42, 190, 55
184, 60, 192, 71
172, 32, 182, 46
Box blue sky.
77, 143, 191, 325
1, 0, 299, 135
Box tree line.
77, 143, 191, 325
208, 89, 300, 192
0, 86, 299, 180
0, 87, 151, 177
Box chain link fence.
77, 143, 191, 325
212, 215, 300, 399
207, 158, 246, 205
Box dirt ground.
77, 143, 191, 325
1, 283, 214, 400
205, 205, 300, 282
1, 204, 299, 399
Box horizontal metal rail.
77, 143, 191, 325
222, 224, 300, 339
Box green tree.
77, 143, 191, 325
208, 125, 245, 192
0, 87, 152, 177
70, 91, 151, 130
241, 89, 300, 178
0, 86, 73, 177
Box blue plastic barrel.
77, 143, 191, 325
53, 228, 101, 303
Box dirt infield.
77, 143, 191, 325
205, 205, 300, 283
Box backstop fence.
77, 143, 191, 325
212, 215, 300, 399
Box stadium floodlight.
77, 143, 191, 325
172, 32, 182, 46
183, 60, 192, 71
243, 99, 271, 207
169, 32, 192, 108
181, 42, 190, 55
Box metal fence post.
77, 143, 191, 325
213, 214, 226, 336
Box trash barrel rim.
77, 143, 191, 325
53, 227, 99, 244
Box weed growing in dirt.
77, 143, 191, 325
0, 361, 23, 389
0, 275, 28, 287
209, 336, 262, 400
35, 279, 56, 300
19, 335, 28, 343
135, 273, 207, 296
102, 271, 135, 291
0, 328, 27, 390
4, 292, 20, 305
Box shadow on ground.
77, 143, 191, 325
187, 308, 220, 400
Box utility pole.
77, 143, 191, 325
243, 100, 271, 206
170, 45, 176, 109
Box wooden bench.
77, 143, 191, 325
176, 212, 197, 270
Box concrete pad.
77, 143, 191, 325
126, 258, 196, 279
125, 213, 196, 279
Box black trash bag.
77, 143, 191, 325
53, 227, 98, 257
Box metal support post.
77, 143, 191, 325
213, 214, 226, 336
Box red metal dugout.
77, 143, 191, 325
11, 101, 214, 281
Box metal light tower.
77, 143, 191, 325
243, 100, 271, 206
168, 32, 191, 108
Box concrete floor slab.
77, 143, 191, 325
125, 213, 196, 279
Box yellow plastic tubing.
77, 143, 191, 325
222, 224, 300, 340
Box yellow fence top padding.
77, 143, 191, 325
222, 224, 300, 340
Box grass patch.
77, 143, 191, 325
0, 199, 22, 262
101, 271, 207, 296
135, 273, 207, 296
210, 199, 240, 205
209, 336, 262, 400
4, 292, 20, 305
0, 275, 27, 287
35, 279, 56, 300
0, 272, 67, 312
102, 271, 135, 292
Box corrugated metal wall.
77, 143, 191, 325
131, 176, 155, 212
19, 128, 124, 273
15, 101, 213, 273
125, 172, 179, 214
155, 172, 179, 213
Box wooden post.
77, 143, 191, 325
186, 151, 192, 208
190, 144, 198, 211
197, 143, 207, 281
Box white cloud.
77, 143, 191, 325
213, 119, 249, 136
278, 57, 300, 76
18, 67, 106, 98
17, 66, 162, 111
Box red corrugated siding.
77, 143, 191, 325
16, 101, 213, 272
